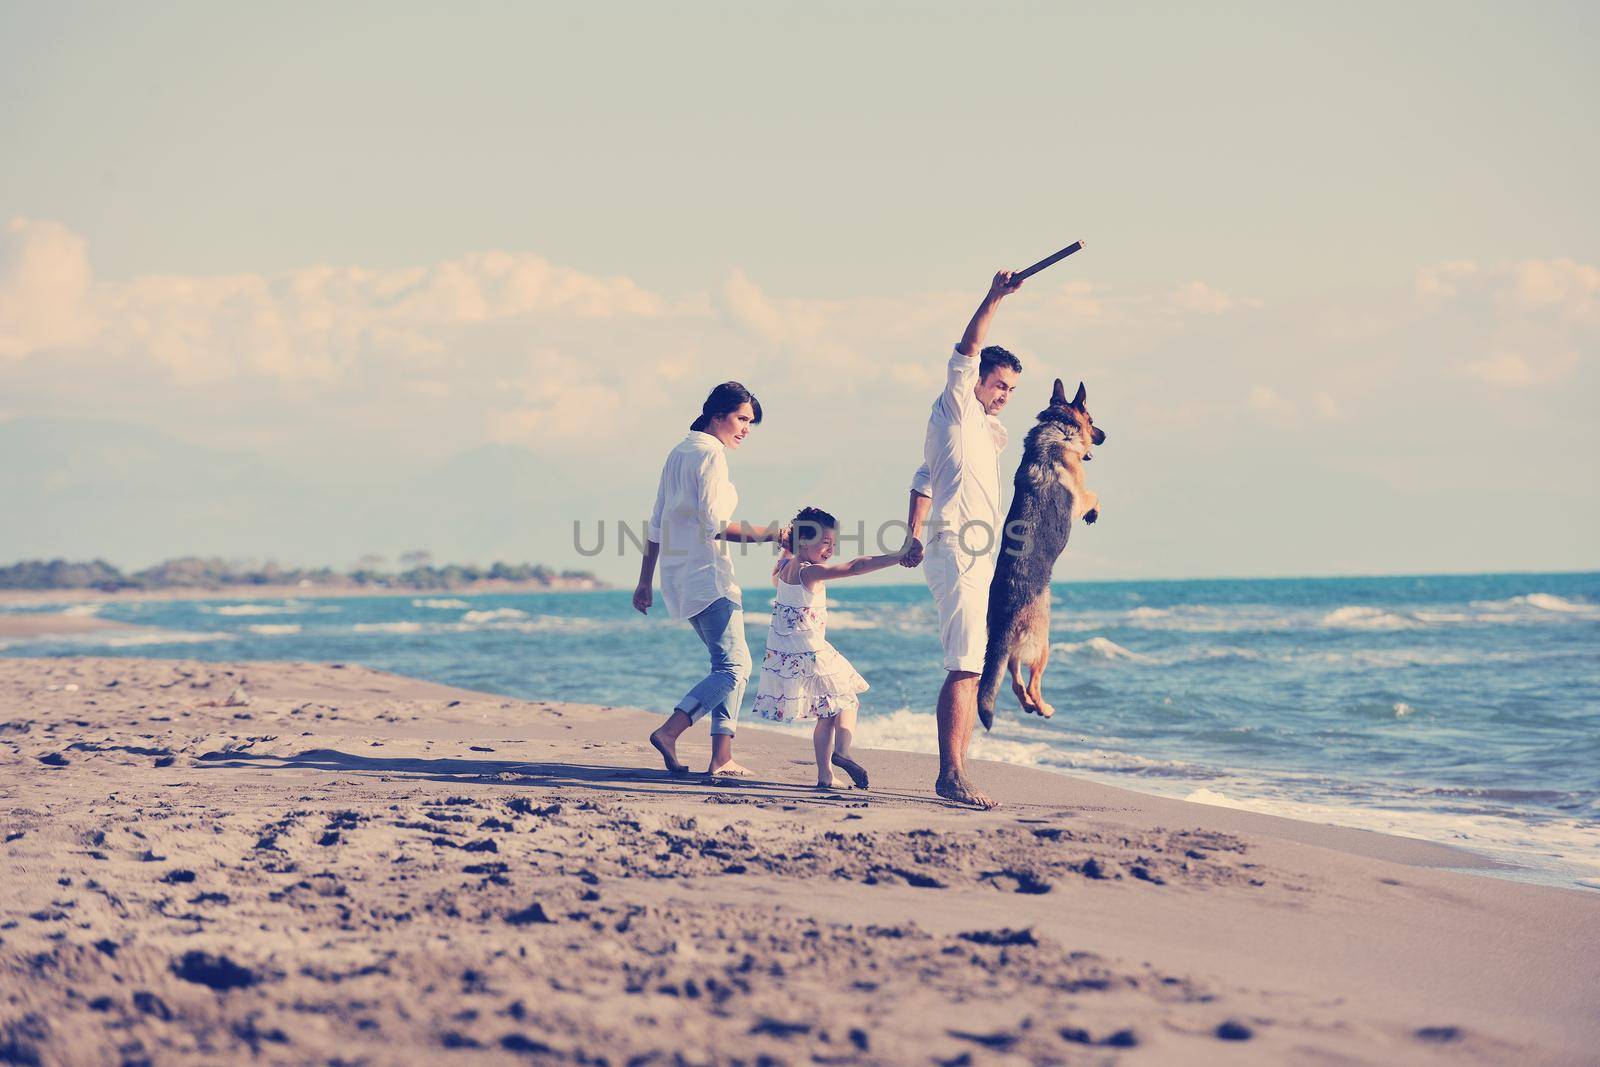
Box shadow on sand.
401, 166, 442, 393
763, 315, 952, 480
194, 747, 931, 806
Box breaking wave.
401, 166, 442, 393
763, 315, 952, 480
461, 608, 529, 624
203, 602, 304, 617
1473, 592, 1594, 615
450, 615, 605, 634
1049, 637, 1151, 663
1321, 605, 1419, 630
844, 706, 1199, 778
104, 630, 237, 647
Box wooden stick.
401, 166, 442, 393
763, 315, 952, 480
1012, 240, 1086, 284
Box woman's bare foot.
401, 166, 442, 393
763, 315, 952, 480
707, 760, 754, 778
830, 753, 869, 789
815, 771, 849, 790
935, 770, 998, 809
649, 729, 688, 776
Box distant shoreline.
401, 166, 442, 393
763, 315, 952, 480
0, 577, 603, 609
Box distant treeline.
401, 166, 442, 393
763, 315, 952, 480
0, 557, 601, 592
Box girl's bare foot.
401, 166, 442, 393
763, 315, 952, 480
815, 771, 849, 790
649, 729, 688, 776
707, 760, 754, 778
830, 752, 869, 789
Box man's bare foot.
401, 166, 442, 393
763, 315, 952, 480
649, 729, 688, 776
830, 753, 869, 789
707, 760, 754, 778
935, 770, 998, 809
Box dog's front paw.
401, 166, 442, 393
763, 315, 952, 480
1083, 508, 1098, 525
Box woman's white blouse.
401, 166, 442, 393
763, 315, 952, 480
647, 431, 741, 619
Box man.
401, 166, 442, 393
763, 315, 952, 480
903, 269, 1023, 808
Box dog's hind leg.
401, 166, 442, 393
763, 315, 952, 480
1009, 653, 1032, 715
1011, 595, 1051, 717
1025, 638, 1054, 720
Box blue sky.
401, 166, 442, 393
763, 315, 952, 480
2, 3, 1595, 583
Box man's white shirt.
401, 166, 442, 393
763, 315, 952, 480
648, 431, 741, 619
912, 345, 1009, 551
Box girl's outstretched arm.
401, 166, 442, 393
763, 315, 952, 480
801, 547, 911, 585
717, 520, 791, 545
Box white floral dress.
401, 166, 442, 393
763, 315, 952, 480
751, 570, 868, 722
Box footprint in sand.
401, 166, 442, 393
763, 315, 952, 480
1415, 1026, 1463, 1043
947, 1029, 1018, 1051
982, 869, 1054, 894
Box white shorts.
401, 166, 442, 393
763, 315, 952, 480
924, 535, 994, 674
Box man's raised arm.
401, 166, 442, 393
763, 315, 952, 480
956, 270, 1023, 357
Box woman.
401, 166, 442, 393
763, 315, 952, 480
634, 381, 786, 777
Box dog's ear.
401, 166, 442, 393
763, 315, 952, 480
1072, 382, 1087, 408
1051, 378, 1067, 406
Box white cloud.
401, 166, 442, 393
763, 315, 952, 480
485, 350, 626, 447
720, 268, 842, 349
1462, 349, 1579, 388
0, 222, 677, 383
1503, 258, 1599, 318
1170, 280, 1258, 315
1247, 385, 1297, 423
0, 217, 98, 357
1415, 259, 1477, 301
1415, 258, 1598, 389
10, 217, 1585, 498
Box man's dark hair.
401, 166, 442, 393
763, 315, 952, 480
788, 505, 838, 553
979, 345, 1023, 380
690, 381, 764, 433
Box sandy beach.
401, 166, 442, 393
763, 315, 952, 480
0, 657, 1594, 1065
0, 614, 136, 639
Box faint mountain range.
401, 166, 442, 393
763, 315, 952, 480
0, 417, 638, 575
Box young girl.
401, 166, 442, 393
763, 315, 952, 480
752, 507, 911, 789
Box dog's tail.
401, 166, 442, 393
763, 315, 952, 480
977, 594, 1011, 732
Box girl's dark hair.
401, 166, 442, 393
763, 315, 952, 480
787, 506, 837, 553
690, 381, 763, 433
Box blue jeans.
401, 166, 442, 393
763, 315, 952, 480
675, 597, 750, 737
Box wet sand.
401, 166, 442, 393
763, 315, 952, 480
0, 614, 141, 639
2, 656, 1596, 1065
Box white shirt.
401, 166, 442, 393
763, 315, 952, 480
911, 345, 1010, 552
648, 431, 741, 619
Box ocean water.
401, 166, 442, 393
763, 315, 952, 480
5, 571, 1597, 888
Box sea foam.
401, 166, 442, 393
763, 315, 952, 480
105, 630, 237, 647
1050, 637, 1151, 663
461, 608, 530, 624
352, 622, 425, 634
204, 603, 302, 616
1321, 605, 1418, 630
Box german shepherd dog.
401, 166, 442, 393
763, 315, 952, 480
978, 379, 1106, 731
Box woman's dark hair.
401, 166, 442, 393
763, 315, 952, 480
690, 381, 763, 433
787, 506, 837, 553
